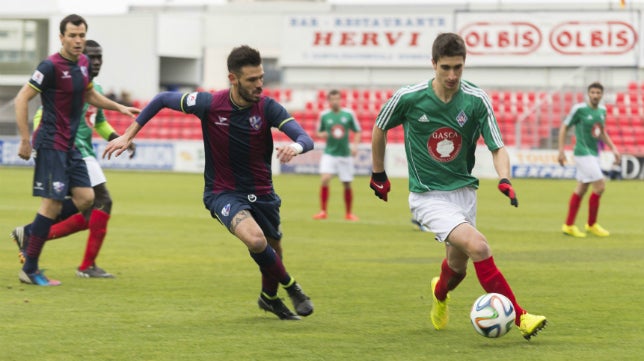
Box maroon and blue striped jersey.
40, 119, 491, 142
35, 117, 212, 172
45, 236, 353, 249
136, 90, 311, 195
29, 52, 93, 151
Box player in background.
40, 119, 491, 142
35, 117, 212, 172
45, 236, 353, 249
11, 39, 136, 278
370, 33, 547, 340
12, 14, 139, 286
312, 89, 362, 221
103, 45, 314, 320
558, 82, 620, 237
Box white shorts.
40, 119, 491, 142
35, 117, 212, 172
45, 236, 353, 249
84, 156, 107, 187
574, 155, 604, 183
319, 154, 354, 182
409, 187, 477, 242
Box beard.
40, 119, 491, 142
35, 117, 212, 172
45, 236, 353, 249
237, 81, 261, 103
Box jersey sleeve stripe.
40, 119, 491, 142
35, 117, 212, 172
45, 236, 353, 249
28, 83, 42, 93
376, 81, 427, 129
461, 82, 504, 147
563, 103, 584, 126
179, 93, 189, 113
278, 117, 295, 129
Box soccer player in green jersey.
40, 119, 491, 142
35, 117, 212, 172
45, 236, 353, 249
12, 39, 136, 278
557, 82, 620, 238
370, 32, 547, 340
313, 89, 362, 221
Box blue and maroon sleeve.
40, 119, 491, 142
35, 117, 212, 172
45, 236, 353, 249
264, 97, 313, 153
135, 92, 184, 127
28, 60, 54, 93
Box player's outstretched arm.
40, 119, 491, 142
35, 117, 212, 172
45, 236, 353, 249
86, 87, 140, 118
102, 122, 141, 160
276, 119, 314, 163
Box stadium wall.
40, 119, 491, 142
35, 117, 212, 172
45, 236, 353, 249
2, 2, 644, 99
1, 137, 642, 180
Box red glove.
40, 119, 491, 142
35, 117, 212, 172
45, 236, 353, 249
370, 171, 391, 202
498, 178, 518, 207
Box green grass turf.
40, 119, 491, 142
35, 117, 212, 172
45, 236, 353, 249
1, 166, 643, 361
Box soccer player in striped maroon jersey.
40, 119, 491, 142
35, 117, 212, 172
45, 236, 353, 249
103, 45, 314, 320
12, 14, 139, 286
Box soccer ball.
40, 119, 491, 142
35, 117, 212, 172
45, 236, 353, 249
470, 293, 516, 338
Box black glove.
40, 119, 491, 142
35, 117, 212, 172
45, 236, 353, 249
498, 178, 518, 207
370, 171, 391, 202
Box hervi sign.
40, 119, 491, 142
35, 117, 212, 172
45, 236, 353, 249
280, 14, 451, 67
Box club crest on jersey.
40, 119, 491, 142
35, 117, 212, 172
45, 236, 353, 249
456, 110, 468, 127
249, 115, 262, 130
221, 203, 231, 217
186, 92, 198, 107
52, 181, 65, 194
31, 70, 44, 85
80, 66, 88, 77
427, 127, 462, 163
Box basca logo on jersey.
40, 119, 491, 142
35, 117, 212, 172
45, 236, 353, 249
331, 124, 346, 139
427, 127, 462, 162
591, 122, 602, 138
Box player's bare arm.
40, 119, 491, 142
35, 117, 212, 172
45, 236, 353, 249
371, 127, 387, 172
352, 130, 362, 156
85, 87, 140, 118
102, 122, 142, 159
599, 130, 621, 164
14, 84, 39, 160
557, 123, 569, 166
491, 147, 511, 180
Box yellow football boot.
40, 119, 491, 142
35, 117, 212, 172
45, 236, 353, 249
585, 223, 610, 237
519, 313, 547, 340
430, 277, 449, 330
562, 224, 586, 238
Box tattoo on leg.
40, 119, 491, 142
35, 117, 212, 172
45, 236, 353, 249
229, 210, 252, 234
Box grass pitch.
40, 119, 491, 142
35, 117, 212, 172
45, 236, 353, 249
1, 166, 643, 361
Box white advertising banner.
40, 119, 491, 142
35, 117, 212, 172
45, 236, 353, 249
456, 11, 640, 66
280, 14, 452, 67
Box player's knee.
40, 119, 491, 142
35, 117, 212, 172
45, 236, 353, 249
247, 236, 268, 253
75, 193, 95, 212
470, 238, 491, 260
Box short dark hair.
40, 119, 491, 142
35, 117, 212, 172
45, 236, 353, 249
85, 39, 101, 50
59, 14, 88, 35
432, 33, 467, 63
227, 45, 262, 74
327, 89, 340, 98
588, 82, 604, 92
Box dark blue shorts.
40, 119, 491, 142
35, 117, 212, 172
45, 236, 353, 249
203, 191, 282, 240
32, 148, 91, 200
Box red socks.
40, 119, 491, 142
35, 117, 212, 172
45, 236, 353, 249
588, 192, 601, 226
48, 213, 89, 240
474, 256, 525, 325
434, 259, 466, 301
78, 209, 110, 270
320, 185, 329, 212
566, 193, 582, 226
344, 188, 353, 215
